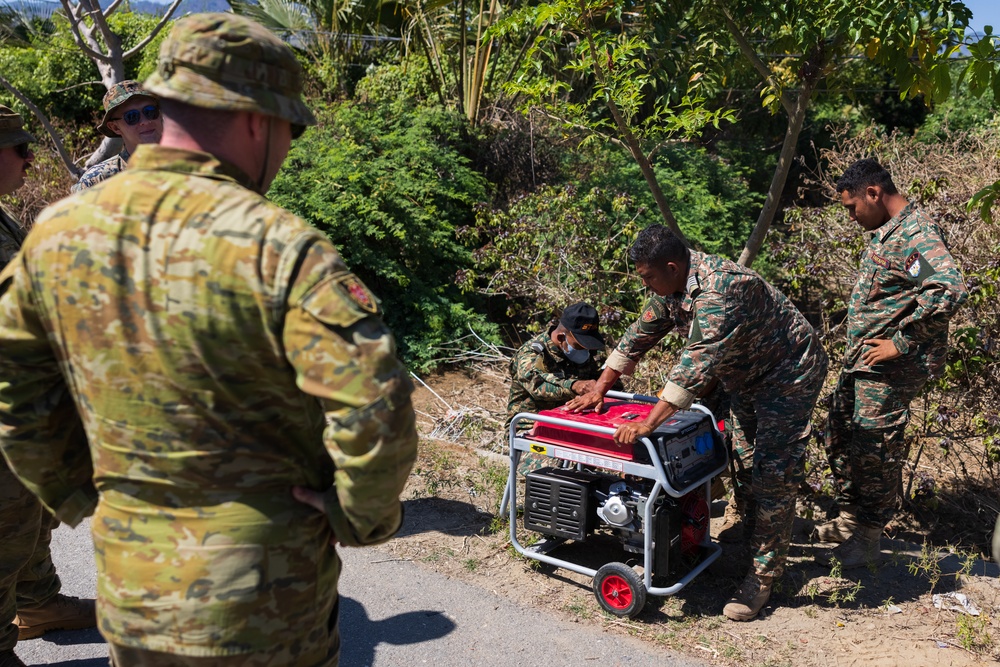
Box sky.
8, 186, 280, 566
961, 0, 1000, 37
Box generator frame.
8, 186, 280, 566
501, 390, 729, 618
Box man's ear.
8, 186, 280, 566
245, 111, 269, 143
105, 120, 120, 137
865, 185, 882, 202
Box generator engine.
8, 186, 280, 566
524, 466, 707, 585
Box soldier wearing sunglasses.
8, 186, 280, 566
71, 80, 163, 193
0, 104, 96, 667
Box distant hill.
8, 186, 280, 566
0, 0, 232, 20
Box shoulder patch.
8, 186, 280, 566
904, 251, 935, 283
641, 308, 656, 322
336, 274, 378, 313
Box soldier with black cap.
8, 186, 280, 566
0, 104, 96, 667
505, 302, 608, 470
0, 13, 416, 667
71, 80, 163, 192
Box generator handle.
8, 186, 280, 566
604, 389, 659, 404
508, 411, 680, 495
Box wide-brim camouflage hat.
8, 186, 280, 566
97, 80, 158, 137
0, 104, 36, 149
144, 13, 316, 137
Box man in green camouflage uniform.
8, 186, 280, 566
567, 225, 828, 621
71, 80, 162, 192
816, 159, 967, 569
0, 105, 96, 667
506, 302, 606, 473
0, 14, 417, 667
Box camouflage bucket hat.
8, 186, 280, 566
97, 80, 158, 137
144, 13, 316, 137
0, 105, 36, 149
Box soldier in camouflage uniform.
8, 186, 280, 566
567, 225, 828, 621
71, 80, 162, 192
506, 302, 606, 473
0, 105, 96, 667
0, 14, 417, 667
816, 159, 967, 569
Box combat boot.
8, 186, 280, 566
15, 594, 96, 640
718, 497, 756, 544
812, 505, 859, 543
816, 524, 883, 569
0, 650, 27, 667
722, 572, 773, 621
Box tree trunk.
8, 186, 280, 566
737, 78, 814, 268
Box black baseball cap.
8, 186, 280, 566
559, 302, 605, 350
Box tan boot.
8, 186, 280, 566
717, 501, 745, 543
15, 594, 96, 640
813, 506, 859, 543
723, 572, 773, 621
0, 651, 27, 667
816, 524, 883, 569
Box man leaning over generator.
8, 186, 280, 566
815, 158, 967, 569
566, 224, 828, 622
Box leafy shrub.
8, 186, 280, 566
269, 102, 497, 371
462, 139, 765, 342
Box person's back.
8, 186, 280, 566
0, 13, 417, 666
666, 251, 822, 398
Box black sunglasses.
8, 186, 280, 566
116, 105, 160, 126
13, 143, 31, 159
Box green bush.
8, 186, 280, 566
462, 139, 765, 342
269, 102, 497, 371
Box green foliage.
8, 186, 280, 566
570, 145, 766, 261
0, 11, 172, 129
268, 101, 496, 370
461, 139, 762, 339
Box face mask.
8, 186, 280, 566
563, 342, 590, 364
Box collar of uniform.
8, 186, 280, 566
875, 200, 916, 244
128, 144, 256, 190
684, 250, 705, 298
119, 146, 131, 163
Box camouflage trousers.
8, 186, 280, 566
109, 598, 340, 667
0, 461, 60, 651
824, 369, 927, 528
741, 357, 828, 578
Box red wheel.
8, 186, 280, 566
593, 562, 646, 618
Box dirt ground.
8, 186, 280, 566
379, 369, 1000, 667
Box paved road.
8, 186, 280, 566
16, 518, 705, 667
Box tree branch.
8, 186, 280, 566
718, 3, 794, 116
59, 0, 113, 63
0, 74, 82, 178
529, 106, 625, 149
102, 0, 126, 16
122, 0, 183, 59
578, 0, 689, 247
737, 78, 813, 267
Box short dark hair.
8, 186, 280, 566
628, 224, 689, 267
835, 158, 898, 196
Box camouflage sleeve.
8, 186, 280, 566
282, 238, 418, 548
512, 346, 576, 402
608, 295, 677, 374
0, 258, 96, 527
891, 223, 969, 354
660, 290, 729, 408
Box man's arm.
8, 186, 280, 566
888, 223, 968, 356
0, 260, 96, 527
566, 296, 679, 412
283, 241, 418, 548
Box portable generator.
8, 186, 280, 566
501, 390, 728, 618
